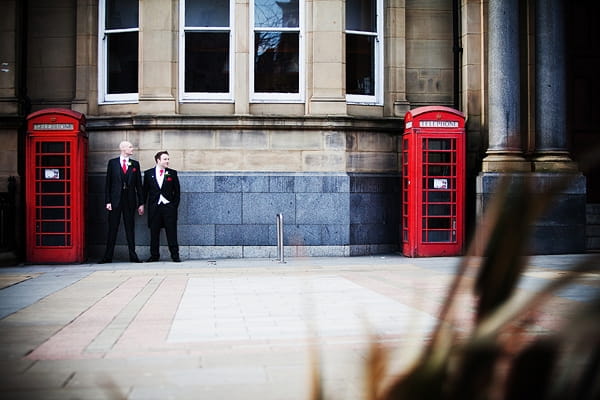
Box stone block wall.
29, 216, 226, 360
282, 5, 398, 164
405, 1, 454, 106
476, 172, 587, 254
586, 204, 600, 252
84, 115, 402, 260
349, 174, 400, 255
87, 172, 400, 260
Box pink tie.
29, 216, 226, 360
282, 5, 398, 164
160, 169, 164, 176
122, 159, 127, 173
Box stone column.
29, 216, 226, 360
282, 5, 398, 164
139, 0, 176, 113
478, 0, 586, 255
307, 0, 347, 115
534, 0, 576, 171
234, 0, 249, 115
73, 0, 96, 115
482, 0, 529, 172
385, 0, 410, 117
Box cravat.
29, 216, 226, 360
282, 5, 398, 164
122, 159, 127, 173
160, 169, 164, 176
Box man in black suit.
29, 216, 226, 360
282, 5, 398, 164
100, 141, 144, 263
143, 151, 181, 262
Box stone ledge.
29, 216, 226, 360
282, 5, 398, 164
86, 115, 402, 133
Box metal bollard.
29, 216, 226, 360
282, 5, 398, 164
276, 213, 285, 263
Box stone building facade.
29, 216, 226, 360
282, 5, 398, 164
0, 0, 598, 261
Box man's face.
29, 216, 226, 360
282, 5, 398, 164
157, 154, 170, 169
120, 142, 134, 157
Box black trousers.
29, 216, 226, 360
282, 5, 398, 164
149, 203, 179, 259
103, 191, 137, 260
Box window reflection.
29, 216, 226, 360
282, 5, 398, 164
185, 0, 229, 27
106, 0, 138, 29
107, 32, 138, 94
346, 35, 374, 96
345, 0, 380, 101
346, 0, 375, 32
185, 32, 230, 92
255, 32, 299, 92
255, 0, 299, 28
183, 0, 231, 95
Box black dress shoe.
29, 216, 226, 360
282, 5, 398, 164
98, 258, 112, 264
172, 257, 182, 263
130, 257, 142, 263
146, 257, 159, 262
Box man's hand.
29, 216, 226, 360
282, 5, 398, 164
106, 203, 112, 211
138, 205, 144, 216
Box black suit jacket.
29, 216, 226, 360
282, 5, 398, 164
143, 167, 180, 227
104, 157, 144, 209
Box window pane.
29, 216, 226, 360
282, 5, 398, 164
428, 165, 451, 176
186, 0, 229, 27
42, 208, 66, 220
41, 156, 65, 167
428, 152, 452, 163
428, 204, 452, 216
42, 221, 68, 233
40, 142, 65, 153
185, 32, 230, 92
41, 195, 65, 207
427, 139, 452, 150
428, 191, 451, 202
346, 34, 374, 95
106, 0, 138, 29
255, 32, 299, 92
425, 230, 451, 243
428, 218, 452, 230
107, 32, 138, 94
346, 0, 375, 32
255, 0, 299, 28
41, 182, 65, 193
41, 235, 66, 246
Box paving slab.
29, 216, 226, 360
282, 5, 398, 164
0, 254, 598, 400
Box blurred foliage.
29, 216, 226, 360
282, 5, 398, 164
311, 173, 600, 400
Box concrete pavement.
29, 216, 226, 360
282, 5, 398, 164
0, 254, 598, 400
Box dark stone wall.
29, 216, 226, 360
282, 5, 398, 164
349, 174, 401, 255
87, 172, 401, 259
476, 172, 587, 254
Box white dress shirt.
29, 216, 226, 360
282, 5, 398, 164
155, 166, 170, 205
120, 156, 129, 171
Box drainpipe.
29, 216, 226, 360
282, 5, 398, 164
16, 0, 30, 119
15, 0, 29, 261
452, 0, 462, 110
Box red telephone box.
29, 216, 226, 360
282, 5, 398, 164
26, 109, 87, 263
402, 106, 465, 257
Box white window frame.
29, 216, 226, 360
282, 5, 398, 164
179, 0, 235, 102
250, 0, 305, 103
98, 0, 139, 104
345, 0, 383, 106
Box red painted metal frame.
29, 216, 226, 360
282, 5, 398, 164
26, 109, 87, 263
402, 106, 465, 257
